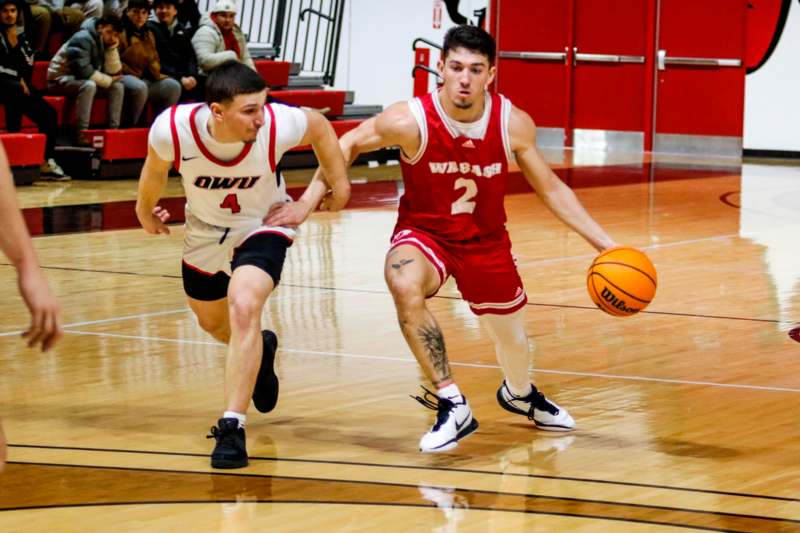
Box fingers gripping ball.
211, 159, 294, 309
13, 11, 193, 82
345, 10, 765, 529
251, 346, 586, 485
587, 247, 657, 317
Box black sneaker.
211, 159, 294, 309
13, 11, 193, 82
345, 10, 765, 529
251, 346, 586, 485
207, 417, 248, 469
252, 330, 279, 413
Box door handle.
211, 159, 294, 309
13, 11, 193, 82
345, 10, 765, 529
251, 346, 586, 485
572, 47, 645, 64
657, 50, 741, 70
498, 51, 567, 63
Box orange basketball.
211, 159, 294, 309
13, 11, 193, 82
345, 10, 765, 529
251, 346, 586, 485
586, 247, 657, 317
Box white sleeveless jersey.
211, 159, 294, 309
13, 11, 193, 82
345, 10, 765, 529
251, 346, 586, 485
149, 102, 307, 228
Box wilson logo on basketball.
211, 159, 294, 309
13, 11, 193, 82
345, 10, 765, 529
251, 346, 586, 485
193, 176, 261, 190
600, 287, 638, 315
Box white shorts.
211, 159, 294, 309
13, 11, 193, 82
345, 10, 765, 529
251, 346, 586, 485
182, 209, 296, 276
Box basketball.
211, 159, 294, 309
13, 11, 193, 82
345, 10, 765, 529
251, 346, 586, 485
586, 247, 657, 317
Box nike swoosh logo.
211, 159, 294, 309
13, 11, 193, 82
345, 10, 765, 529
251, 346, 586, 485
454, 415, 469, 431
182, 156, 199, 161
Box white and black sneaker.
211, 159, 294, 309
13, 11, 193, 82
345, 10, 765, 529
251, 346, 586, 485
413, 386, 479, 453
496, 381, 575, 432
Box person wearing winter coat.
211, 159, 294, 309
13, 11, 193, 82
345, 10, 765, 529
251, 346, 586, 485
191, 0, 254, 76
117, 0, 180, 122
46, 15, 126, 140
0, 0, 65, 178
148, 0, 202, 101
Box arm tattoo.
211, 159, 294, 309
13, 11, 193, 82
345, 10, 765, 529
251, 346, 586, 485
418, 324, 450, 380
391, 258, 414, 270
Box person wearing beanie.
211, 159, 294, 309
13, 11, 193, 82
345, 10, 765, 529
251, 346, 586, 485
191, 0, 254, 75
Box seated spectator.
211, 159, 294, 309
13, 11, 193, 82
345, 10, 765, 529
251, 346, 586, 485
148, 0, 202, 102
192, 0, 254, 75
0, 0, 67, 179
47, 15, 125, 142
118, 0, 180, 123
64, 0, 103, 18
26, 0, 85, 58
175, 0, 199, 36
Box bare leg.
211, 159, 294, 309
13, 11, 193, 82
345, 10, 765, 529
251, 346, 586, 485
224, 265, 274, 414
384, 245, 450, 386
188, 296, 230, 343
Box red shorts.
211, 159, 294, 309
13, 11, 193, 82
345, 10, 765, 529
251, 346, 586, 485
390, 227, 528, 315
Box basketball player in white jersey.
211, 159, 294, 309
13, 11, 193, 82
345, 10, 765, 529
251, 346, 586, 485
136, 60, 349, 468
286, 26, 617, 453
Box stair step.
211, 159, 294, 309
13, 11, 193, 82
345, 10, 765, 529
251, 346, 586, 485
287, 75, 326, 89
337, 104, 383, 119
247, 44, 278, 59
345, 91, 355, 105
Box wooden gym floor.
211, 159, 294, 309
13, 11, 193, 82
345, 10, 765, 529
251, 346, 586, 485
1, 151, 799, 531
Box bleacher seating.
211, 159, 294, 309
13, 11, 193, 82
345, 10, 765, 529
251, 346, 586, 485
0, 133, 46, 185
5, 58, 373, 180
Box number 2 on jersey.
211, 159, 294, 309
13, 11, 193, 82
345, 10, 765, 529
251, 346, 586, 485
451, 177, 477, 214
219, 193, 241, 214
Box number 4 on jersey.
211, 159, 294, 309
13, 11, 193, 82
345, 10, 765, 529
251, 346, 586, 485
219, 193, 241, 214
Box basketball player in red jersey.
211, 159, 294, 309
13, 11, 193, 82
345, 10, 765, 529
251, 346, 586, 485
0, 141, 63, 471
272, 26, 618, 452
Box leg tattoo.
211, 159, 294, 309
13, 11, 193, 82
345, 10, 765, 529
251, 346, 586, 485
391, 258, 414, 270
418, 324, 450, 381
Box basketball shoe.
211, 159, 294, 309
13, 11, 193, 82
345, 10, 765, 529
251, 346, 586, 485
413, 386, 479, 452
207, 417, 248, 469
496, 381, 575, 431
252, 330, 279, 413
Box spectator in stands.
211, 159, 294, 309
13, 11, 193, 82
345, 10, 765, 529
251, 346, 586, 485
118, 0, 180, 123
192, 0, 254, 75
0, 0, 67, 179
148, 0, 202, 101
47, 15, 126, 143
64, 1, 103, 18
174, 0, 199, 36
26, 0, 85, 58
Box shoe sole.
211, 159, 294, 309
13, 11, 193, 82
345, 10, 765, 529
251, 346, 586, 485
252, 330, 279, 413
420, 417, 480, 453
211, 457, 249, 469
496, 387, 575, 432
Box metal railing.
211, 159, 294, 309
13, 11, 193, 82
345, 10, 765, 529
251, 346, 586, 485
196, 0, 345, 85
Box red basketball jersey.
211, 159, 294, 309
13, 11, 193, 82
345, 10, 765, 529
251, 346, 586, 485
397, 91, 513, 241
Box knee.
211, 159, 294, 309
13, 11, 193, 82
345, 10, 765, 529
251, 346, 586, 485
227, 291, 262, 330
79, 80, 97, 96
386, 272, 426, 314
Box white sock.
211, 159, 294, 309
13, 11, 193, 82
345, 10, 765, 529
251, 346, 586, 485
437, 382, 462, 400
223, 411, 246, 428
479, 308, 532, 395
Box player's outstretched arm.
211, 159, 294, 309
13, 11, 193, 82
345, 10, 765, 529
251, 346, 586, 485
339, 102, 421, 166
136, 146, 174, 235
0, 143, 62, 352
265, 111, 350, 228
510, 106, 617, 252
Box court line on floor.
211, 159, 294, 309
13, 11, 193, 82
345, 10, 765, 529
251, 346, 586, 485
56, 329, 800, 393
5, 460, 798, 530
0, 308, 191, 338
8, 445, 799, 504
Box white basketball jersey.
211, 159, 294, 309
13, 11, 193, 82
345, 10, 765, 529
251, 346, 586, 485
159, 103, 304, 228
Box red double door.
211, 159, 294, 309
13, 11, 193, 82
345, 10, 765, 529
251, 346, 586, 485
492, 0, 747, 154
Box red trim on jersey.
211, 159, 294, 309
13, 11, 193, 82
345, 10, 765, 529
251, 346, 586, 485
189, 104, 253, 167
181, 259, 222, 277
265, 104, 277, 173
169, 105, 181, 172
248, 229, 294, 243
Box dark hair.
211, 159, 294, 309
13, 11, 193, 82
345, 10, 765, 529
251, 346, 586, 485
126, 0, 151, 11
151, 0, 178, 8
205, 61, 267, 104
96, 14, 124, 33
442, 25, 496, 65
